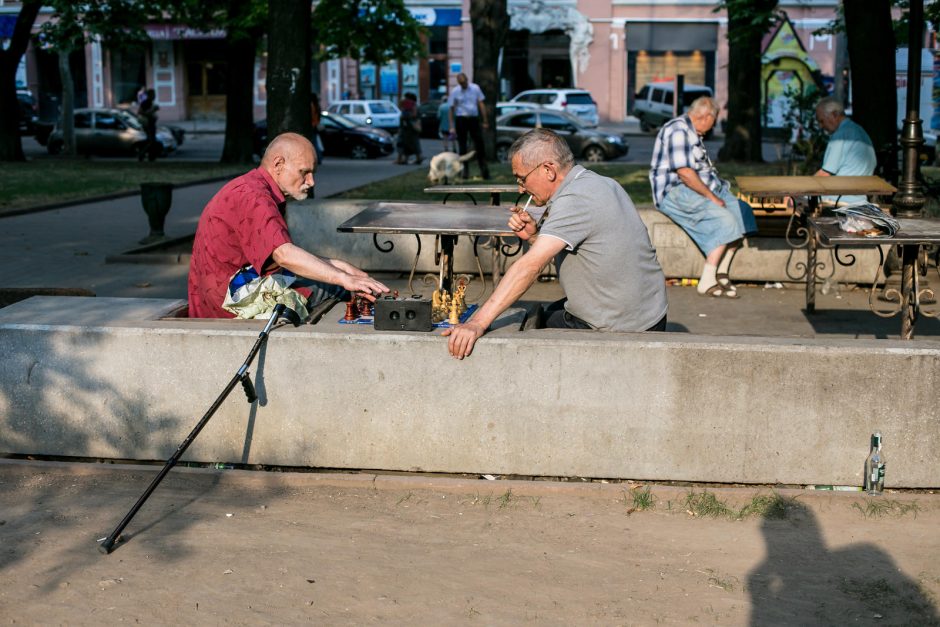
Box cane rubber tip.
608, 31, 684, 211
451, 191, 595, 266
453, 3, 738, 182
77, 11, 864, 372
98, 543, 112, 555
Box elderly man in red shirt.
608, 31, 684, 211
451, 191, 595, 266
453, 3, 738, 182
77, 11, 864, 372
188, 132, 389, 318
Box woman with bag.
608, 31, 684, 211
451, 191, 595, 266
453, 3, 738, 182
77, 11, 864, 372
396, 92, 422, 165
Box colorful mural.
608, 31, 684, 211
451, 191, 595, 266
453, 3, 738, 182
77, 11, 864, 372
761, 16, 824, 129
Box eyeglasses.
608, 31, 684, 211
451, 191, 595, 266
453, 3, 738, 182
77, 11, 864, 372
515, 161, 547, 187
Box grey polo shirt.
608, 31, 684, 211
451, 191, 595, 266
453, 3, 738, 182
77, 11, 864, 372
538, 165, 667, 332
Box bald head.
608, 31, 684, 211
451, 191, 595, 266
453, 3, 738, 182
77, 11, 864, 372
262, 132, 314, 168
262, 132, 316, 201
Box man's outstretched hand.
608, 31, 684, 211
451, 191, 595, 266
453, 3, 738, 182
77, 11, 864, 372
442, 321, 485, 360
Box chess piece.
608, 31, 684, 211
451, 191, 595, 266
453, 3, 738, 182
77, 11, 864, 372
432, 289, 442, 312
358, 296, 372, 317
344, 294, 358, 321
448, 298, 460, 325
456, 284, 467, 313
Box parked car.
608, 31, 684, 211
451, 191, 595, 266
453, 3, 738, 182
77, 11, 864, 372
253, 112, 395, 159
495, 108, 628, 163
509, 89, 599, 127
17, 89, 39, 135
496, 101, 540, 118
325, 99, 400, 133
46, 108, 177, 157
632, 83, 714, 132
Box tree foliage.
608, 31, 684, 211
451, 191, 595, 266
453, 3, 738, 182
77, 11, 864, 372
313, 0, 427, 94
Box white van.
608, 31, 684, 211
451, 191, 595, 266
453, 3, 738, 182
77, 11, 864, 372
632, 83, 714, 132
509, 89, 599, 127
326, 99, 401, 133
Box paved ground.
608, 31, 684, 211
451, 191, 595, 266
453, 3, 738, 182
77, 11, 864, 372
1, 460, 939, 625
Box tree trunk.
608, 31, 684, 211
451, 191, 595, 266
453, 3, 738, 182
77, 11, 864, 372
470, 0, 508, 162
0, 0, 41, 162
844, 0, 898, 183
718, 0, 776, 162
221, 3, 262, 164
266, 0, 311, 139
58, 50, 77, 157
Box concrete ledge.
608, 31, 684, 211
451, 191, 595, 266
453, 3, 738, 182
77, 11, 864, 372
288, 199, 886, 283
1, 296, 937, 487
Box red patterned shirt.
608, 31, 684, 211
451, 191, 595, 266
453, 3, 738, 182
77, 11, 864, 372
187, 167, 293, 318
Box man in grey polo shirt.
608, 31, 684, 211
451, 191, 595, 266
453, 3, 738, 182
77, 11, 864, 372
444, 128, 667, 359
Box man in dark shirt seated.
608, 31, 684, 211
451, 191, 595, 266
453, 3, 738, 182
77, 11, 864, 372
187, 132, 388, 318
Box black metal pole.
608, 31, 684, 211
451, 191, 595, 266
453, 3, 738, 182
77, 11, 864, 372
98, 305, 289, 554
893, 0, 927, 218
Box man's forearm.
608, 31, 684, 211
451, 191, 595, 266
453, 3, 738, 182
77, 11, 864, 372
469, 255, 542, 329
677, 168, 720, 202
272, 243, 345, 285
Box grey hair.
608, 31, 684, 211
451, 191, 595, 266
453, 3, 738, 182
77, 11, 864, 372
507, 128, 575, 170
688, 96, 719, 118
816, 96, 845, 117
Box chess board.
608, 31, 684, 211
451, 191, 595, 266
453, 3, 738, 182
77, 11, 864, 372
339, 304, 478, 328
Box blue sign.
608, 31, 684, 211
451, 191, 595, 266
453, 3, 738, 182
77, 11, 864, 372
409, 8, 462, 27
0, 15, 18, 38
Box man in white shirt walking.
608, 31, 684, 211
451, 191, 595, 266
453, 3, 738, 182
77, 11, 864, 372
447, 73, 491, 180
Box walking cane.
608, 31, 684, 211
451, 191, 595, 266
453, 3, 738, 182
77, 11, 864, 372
98, 304, 300, 554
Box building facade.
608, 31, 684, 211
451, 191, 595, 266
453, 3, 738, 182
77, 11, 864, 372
2, 1, 864, 125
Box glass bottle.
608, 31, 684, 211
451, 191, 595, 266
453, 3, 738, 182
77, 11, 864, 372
864, 432, 886, 495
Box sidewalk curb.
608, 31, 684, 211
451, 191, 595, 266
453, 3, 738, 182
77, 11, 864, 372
0, 175, 233, 220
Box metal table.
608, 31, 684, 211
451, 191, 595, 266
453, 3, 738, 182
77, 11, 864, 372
423, 184, 523, 207
337, 201, 519, 295
736, 176, 897, 312
808, 216, 940, 339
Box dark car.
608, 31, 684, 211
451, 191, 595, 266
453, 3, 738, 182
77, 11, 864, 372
253, 112, 395, 159
495, 108, 629, 163
417, 99, 442, 138
17, 89, 39, 135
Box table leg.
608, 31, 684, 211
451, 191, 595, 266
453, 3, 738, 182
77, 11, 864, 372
806, 227, 817, 313
900, 244, 919, 340
441, 234, 457, 294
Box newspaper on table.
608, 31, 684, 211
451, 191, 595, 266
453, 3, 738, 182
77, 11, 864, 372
831, 202, 901, 237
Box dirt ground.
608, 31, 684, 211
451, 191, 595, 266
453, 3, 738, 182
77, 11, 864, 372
1, 460, 938, 626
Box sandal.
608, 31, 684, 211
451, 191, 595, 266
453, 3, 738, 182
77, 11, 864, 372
716, 273, 738, 297
701, 284, 740, 299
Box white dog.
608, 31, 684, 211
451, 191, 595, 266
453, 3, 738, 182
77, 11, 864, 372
427, 150, 476, 185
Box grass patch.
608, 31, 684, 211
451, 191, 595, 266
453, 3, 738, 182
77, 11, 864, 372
685, 490, 738, 519
0, 158, 249, 212
497, 488, 515, 510
738, 492, 798, 520
685, 490, 799, 521
621, 486, 656, 513
852, 498, 921, 519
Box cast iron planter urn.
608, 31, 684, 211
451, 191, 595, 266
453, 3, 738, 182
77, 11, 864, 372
139, 182, 174, 245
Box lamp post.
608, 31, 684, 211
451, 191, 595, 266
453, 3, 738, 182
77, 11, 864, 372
893, 0, 927, 218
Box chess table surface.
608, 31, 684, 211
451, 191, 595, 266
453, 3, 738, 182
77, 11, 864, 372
735, 175, 897, 197
423, 184, 521, 194
337, 201, 516, 237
